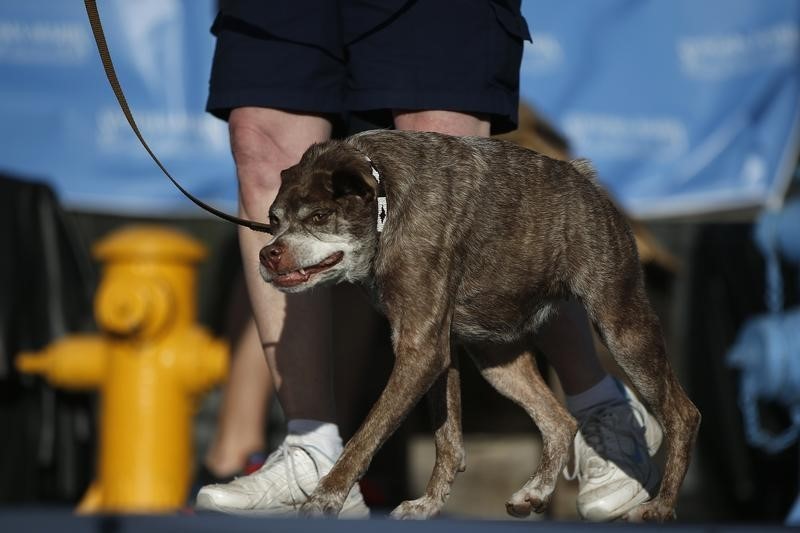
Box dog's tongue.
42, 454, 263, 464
271, 252, 344, 288
274, 270, 310, 287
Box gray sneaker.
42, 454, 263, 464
565, 386, 663, 521
196, 435, 370, 518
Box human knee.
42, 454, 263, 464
228, 112, 286, 210
229, 108, 331, 217
393, 110, 490, 137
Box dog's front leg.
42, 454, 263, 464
300, 322, 452, 517
391, 355, 464, 519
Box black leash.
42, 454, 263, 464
83, 0, 273, 234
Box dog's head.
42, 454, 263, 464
259, 141, 380, 293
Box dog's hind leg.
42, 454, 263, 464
466, 342, 577, 517
391, 355, 465, 519
580, 267, 700, 522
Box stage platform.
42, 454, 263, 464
0, 509, 791, 533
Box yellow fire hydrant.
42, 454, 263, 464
16, 225, 228, 513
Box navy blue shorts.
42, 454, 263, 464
207, 0, 530, 134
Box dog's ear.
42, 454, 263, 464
331, 165, 375, 202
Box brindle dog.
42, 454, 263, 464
258, 130, 700, 521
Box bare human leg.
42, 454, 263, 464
196, 109, 376, 516
231, 107, 335, 423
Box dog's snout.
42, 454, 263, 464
260, 243, 283, 271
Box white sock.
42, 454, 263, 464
565, 375, 626, 423
287, 419, 343, 459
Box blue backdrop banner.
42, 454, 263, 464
519, 0, 800, 218
0, 0, 235, 215
0, 1, 798, 218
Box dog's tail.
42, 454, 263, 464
569, 158, 598, 181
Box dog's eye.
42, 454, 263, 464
310, 211, 332, 224
269, 214, 280, 228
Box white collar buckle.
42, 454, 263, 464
364, 155, 387, 233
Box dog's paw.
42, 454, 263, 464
505, 484, 552, 518
299, 493, 343, 518
390, 496, 443, 520
622, 500, 676, 522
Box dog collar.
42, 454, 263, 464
364, 155, 387, 232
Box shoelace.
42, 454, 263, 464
283, 441, 307, 508
233, 439, 325, 508
563, 399, 648, 482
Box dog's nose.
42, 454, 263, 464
260, 244, 283, 271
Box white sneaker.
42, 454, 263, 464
565, 386, 663, 521
195, 435, 370, 518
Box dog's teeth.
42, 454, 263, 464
299, 268, 307, 276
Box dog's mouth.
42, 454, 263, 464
270, 251, 344, 288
